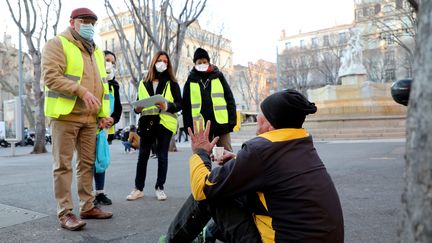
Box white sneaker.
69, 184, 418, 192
155, 189, 167, 201
126, 189, 144, 201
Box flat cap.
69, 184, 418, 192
70, 8, 98, 20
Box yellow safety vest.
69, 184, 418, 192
138, 80, 177, 134
190, 78, 228, 130
44, 35, 110, 119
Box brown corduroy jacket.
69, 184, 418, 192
42, 27, 104, 124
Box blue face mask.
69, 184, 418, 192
79, 24, 95, 41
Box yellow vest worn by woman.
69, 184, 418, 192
138, 80, 177, 134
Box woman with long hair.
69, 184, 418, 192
126, 51, 182, 201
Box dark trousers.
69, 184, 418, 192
94, 168, 105, 191
177, 128, 188, 142
166, 195, 262, 243
135, 124, 172, 191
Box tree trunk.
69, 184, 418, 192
30, 57, 46, 154
399, 2, 432, 242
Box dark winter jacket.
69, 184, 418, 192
182, 65, 236, 137
108, 78, 122, 124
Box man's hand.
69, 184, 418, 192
134, 106, 143, 113
213, 150, 236, 165
82, 91, 101, 112
188, 120, 219, 154
98, 117, 114, 129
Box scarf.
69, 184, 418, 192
70, 27, 95, 55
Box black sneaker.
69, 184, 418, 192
95, 193, 112, 205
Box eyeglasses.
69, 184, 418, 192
75, 18, 97, 26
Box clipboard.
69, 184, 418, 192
131, 95, 167, 108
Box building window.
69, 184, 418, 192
355, 9, 363, 19
187, 45, 190, 57
363, 7, 368, 17
385, 50, 396, 66
111, 38, 115, 51
311, 37, 318, 48
323, 35, 329, 46
300, 39, 305, 49
385, 69, 396, 81
338, 32, 347, 44
374, 4, 381, 14
285, 42, 291, 49
105, 40, 108, 50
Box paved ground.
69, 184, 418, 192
0, 136, 405, 243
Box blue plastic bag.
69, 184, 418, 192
95, 129, 110, 173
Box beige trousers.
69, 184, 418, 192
216, 133, 233, 152
51, 120, 96, 218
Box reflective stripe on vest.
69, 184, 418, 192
190, 78, 228, 127
44, 36, 110, 118
190, 83, 204, 131
138, 80, 177, 134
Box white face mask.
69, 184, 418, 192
105, 62, 115, 80
155, 61, 167, 73
195, 64, 209, 72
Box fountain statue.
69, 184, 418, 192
338, 28, 367, 85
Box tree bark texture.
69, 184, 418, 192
399, 2, 432, 242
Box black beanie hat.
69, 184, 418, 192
104, 50, 117, 63
193, 48, 210, 63
260, 89, 317, 129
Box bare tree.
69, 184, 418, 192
314, 34, 345, 85
279, 47, 313, 95
6, 0, 62, 153
104, 0, 207, 79
232, 61, 275, 112
399, 1, 432, 242
371, 0, 416, 68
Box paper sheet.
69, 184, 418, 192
131, 95, 167, 108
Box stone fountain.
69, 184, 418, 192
305, 29, 406, 139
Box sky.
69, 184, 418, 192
0, 0, 354, 65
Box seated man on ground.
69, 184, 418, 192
161, 89, 344, 243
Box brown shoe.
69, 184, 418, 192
80, 207, 113, 219
59, 213, 86, 231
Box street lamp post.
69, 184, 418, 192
18, 28, 24, 145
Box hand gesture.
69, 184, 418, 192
82, 91, 101, 112
188, 120, 219, 154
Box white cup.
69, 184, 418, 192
212, 146, 225, 161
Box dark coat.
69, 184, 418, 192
182, 65, 236, 137
108, 78, 122, 124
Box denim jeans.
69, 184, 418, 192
94, 167, 105, 191
165, 194, 262, 243
135, 124, 173, 191
123, 141, 132, 152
